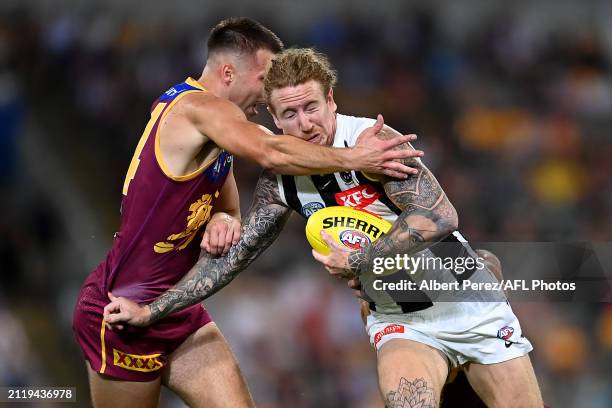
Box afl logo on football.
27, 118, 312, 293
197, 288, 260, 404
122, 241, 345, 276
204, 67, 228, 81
301, 202, 324, 217
497, 326, 514, 341
339, 230, 371, 249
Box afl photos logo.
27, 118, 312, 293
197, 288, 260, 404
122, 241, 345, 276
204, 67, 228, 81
339, 230, 371, 249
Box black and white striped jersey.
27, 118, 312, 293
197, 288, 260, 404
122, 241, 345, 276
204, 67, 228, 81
276, 114, 405, 223
276, 114, 503, 314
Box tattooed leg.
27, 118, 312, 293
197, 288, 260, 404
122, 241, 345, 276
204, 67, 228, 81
385, 377, 436, 408
377, 339, 448, 408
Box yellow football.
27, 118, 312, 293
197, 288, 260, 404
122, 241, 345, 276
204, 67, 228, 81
305, 206, 392, 255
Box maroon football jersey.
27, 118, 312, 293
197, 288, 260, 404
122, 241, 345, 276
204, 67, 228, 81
98, 78, 233, 302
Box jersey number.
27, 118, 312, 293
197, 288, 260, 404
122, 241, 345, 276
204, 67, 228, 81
122, 103, 166, 195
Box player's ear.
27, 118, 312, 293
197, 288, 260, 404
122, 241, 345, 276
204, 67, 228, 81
221, 64, 235, 86
327, 88, 337, 113
267, 105, 282, 129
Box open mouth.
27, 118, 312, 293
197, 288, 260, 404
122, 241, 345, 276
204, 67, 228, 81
308, 133, 321, 143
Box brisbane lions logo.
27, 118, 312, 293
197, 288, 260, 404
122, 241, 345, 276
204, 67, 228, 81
154, 193, 216, 253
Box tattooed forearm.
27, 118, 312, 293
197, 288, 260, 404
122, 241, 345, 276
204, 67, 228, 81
385, 377, 436, 408
349, 127, 458, 276
148, 171, 291, 323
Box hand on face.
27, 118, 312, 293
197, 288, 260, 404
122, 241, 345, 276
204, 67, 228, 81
269, 80, 337, 146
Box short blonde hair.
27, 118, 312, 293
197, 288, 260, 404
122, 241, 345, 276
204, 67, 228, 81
264, 48, 337, 103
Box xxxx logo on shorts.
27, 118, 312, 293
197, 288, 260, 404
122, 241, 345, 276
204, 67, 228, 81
113, 349, 164, 372
374, 324, 405, 346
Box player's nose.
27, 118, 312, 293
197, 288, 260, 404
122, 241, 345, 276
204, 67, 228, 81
297, 112, 313, 132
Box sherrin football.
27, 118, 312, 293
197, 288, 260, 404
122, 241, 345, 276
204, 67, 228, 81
306, 206, 392, 255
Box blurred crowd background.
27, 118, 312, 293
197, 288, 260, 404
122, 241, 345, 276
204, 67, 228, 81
0, 0, 611, 407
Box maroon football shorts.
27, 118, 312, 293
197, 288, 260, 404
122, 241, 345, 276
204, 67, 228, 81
73, 277, 212, 382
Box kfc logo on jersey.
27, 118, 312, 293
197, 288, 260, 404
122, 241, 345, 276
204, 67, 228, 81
374, 324, 405, 346
339, 230, 371, 249
335, 185, 381, 208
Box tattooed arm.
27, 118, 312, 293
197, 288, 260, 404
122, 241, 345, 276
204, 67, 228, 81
313, 126, 457, 278
103, 171, 292, 327
348, 126, 458, 276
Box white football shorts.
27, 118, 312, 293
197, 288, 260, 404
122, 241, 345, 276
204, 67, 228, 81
366, 301, 533, 367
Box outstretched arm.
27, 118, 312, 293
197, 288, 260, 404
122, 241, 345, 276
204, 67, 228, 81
104, 171, 292, 327
313, 126, 458, 278
187, 94, 422, 178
